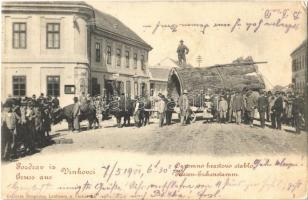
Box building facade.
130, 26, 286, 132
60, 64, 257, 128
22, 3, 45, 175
1, 1, 152, 106
149, 68, 170, 97
148, 57, 181, 98
291, 40, 307, 95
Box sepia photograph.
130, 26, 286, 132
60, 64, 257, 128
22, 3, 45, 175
1, 0, 307, 199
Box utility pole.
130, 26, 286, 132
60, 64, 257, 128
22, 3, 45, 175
196, 55, 202, 67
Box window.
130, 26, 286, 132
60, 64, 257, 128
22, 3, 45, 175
12, 76, 26, 96
134, 82, 139, 97
125, 51, 130, 68
64, 85, 75, 94
46, 23, 60, 49
116, 81, 124, 95
47, 76, 60, 96
107, 45, 112, 64
91, 78, 100, 96
133, 53, 137, 68
13, 23, 26, 49
126, 81, 131, 98
141, 83, 147, 96
141, 55, 145, 70
116, 48, 121, 66
95, 43, 101, 62
150, 83, 155, 96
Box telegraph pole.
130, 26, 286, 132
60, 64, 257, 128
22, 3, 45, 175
196, 55, 202, 67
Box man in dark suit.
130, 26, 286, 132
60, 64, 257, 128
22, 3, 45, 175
165, 95, 175, 125
143, 95, 152, 126
177, 40, 189, 65
292, 93, 304, 133
272, 91, 283, 130
72, 97, 81, 133
116, 93, 126, 128
257, 91, 268, 128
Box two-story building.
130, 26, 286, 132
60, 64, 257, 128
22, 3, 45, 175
1, 1, 152, 105
291, 40, 307, 95
149, 57, 180, 97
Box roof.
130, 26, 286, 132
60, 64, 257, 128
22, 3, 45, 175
291, 40, 307, 56
149, 68, 170, 82
93, 8, 152, 49
152, 57, 194, 69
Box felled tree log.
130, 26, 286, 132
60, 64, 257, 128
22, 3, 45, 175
167, 63, 265, 101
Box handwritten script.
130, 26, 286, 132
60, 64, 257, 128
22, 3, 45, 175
143, 9, 302, 34
3, 157, 306, 199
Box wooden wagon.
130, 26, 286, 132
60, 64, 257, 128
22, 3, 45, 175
167, 60, 267, 122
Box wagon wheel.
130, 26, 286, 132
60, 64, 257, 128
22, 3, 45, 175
189, 111, 197, 123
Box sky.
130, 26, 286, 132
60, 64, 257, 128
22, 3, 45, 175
87, 0, 307, 87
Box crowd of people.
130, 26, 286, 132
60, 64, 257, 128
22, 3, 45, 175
198, 88, 306, 133
1, 93, 60, 161
68, 92, 175, 131
1, 88, 306, 161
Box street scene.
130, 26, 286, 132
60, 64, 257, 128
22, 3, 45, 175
2, 116, 306, 159
1, 1, 307, 199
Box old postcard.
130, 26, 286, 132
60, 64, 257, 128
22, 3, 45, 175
1, 0, 307, 199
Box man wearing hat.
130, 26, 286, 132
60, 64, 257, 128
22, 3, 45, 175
143, 94, 152, 126
2, 103, 20, 160
272, 91, 283, 130
123, 93, 133, 127
177, 40, 189, 66
232, 90, 244, 125
292, 92, 304, 133
72, 97, 81, 133
178, 90, 189, 125
228, 90, 235, 123
157, 94, 166, 127
165, 95, 175, 125
245, 90, 257, 127
116, 93, 126, 128
257, 90, 268, 128
31, 94, 37, 105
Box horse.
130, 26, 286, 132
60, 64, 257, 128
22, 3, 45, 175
106, 99, 136, 128
51, 103, 99, 130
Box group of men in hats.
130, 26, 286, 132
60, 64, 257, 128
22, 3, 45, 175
156, 93, 176, 127
1, 93, 58, 161
208, 88, 305, 133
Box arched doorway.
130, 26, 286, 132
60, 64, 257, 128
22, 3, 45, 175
167, 71, 182, 101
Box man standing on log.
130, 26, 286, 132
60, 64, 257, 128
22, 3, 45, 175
177, 40, 189, 66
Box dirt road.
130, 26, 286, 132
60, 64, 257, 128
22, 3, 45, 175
2, 118, 307, 199
10, 117, 306, 159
